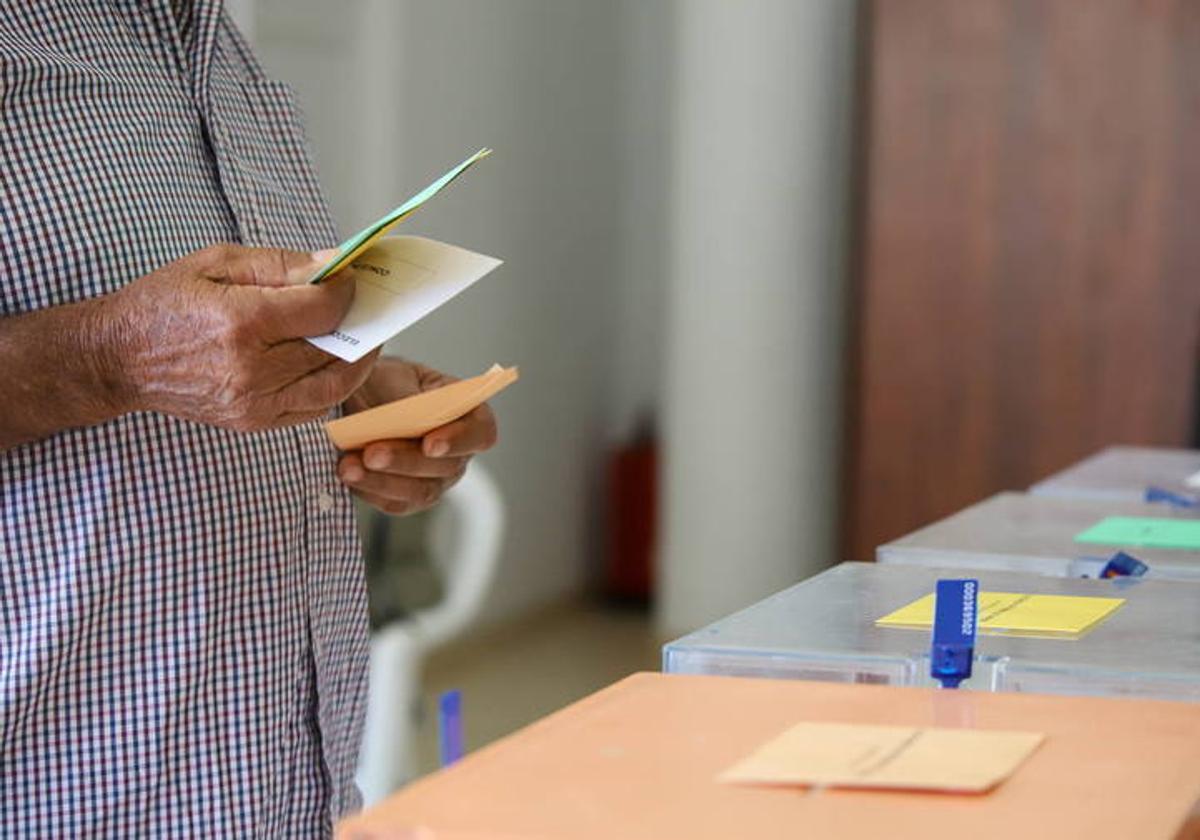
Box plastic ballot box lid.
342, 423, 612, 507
337, 673, 1200, 840
877, 491, 1200, 581
662, 562, 1200, 701
1030, 445, 1200, 504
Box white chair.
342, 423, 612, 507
356, 461, 506, 805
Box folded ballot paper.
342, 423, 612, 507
1075, 516, 1200, 551
306, 149, 501, 363
325, 364, 518, 450
722, 721, 1044, 794
875, 591, 1125, 639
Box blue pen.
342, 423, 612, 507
439, 689, 464, 767
1145, 486, 1200, 509
930, 579, 978, 689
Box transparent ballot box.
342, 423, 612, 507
877, 492, 1200, 581
662, 562, 1200, 701
1030, 445, 1200, 504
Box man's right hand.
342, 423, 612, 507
104, 243, 377, 432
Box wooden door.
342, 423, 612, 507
845, 0, 1200, 560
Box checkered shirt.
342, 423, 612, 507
0, 2, 368, 836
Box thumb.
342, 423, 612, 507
206, 246, 335, 287
254, 271, 358, 340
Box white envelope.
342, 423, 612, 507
307, 235, 502, 362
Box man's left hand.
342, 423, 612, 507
337, 358, 498, 515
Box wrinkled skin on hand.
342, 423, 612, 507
113, 243, 379, 431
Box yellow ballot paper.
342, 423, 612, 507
721, 722, 1044, 794
307, 236, 502, 362
325, 364, 518, 450
876, 591, 1125, 638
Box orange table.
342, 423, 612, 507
339, 673, 1200, 840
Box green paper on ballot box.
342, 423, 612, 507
1075, 516, 1200, 551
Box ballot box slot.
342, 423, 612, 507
994, 660, 1200, 703
663, 646, 917, 686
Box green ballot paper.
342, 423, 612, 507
308, 147, 492, 284
1075, 516, 1200, 551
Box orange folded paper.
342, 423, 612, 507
325, 364, 518, 450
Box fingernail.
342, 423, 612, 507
366, 450, 390, 470
342, 464, 364, 483
427, 440, 450, 458
311, 248, 339, 264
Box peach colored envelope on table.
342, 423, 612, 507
325, 364, 518, 450
721, 721, 1043, 793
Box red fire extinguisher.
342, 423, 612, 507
603, 427, 657, 604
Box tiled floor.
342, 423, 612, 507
412, 599, 663, 775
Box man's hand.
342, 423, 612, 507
337, 358, 498, 515
0, 243, 380, 450
109, 244, 379, 431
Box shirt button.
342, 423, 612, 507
317, 492, 336, 513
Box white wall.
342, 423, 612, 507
658, 0, 857, 635
257, 0, 624, 623
254, 0, 406, 229
607, 0, 674, 444
255, 0, 857, 632
224, 0, 255, 44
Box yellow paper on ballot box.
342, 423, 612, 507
875, 591, 1125, 638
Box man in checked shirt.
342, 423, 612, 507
0, 2, 496, 836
